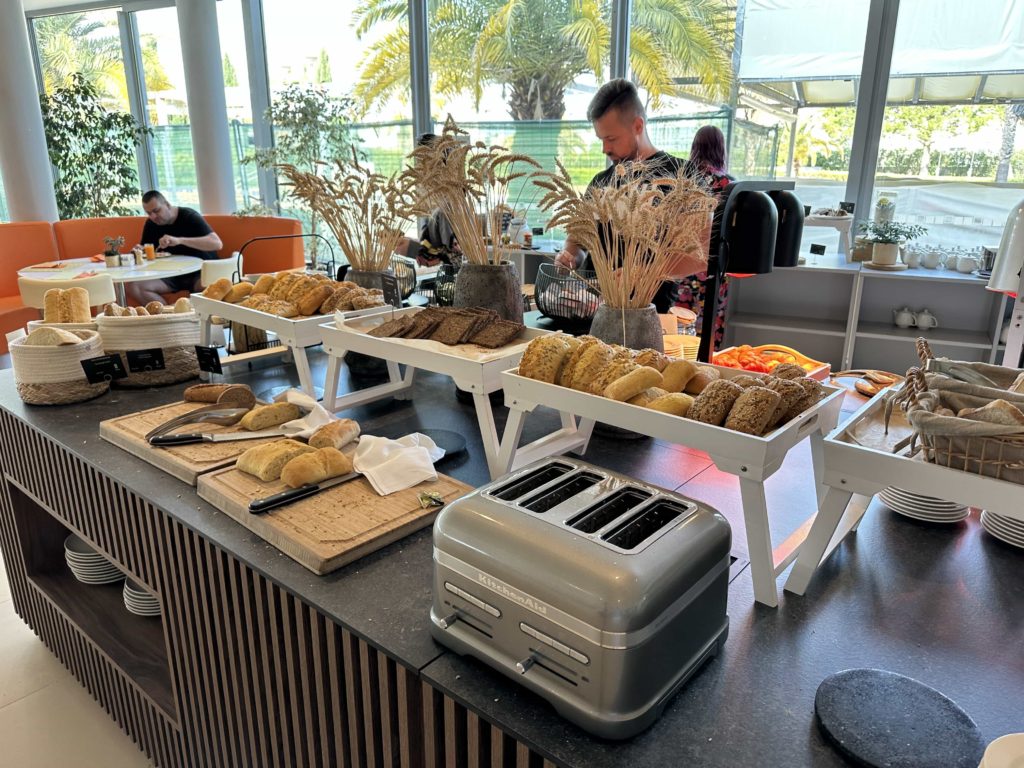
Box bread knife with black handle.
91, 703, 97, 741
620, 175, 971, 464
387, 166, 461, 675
149, 428, 290, 446
249, 472, 360, 514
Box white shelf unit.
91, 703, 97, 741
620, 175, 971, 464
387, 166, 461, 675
725, 256, 1008, 372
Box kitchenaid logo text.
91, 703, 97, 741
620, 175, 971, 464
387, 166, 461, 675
478, 573, 548, 615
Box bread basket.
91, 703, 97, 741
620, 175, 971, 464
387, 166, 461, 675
10, 329, 110, 405
97, 311, 200, 387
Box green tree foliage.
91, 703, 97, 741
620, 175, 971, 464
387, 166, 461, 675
883, 105, 998, 177
246, 86, 360, 255
315, 49, 332, 85
41, 74, 151, 219
352, 0, 733, 120
223, 54, 239, 87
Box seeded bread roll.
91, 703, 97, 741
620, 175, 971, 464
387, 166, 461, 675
252, 274, 276, 295
604, 366, 664, 402
308, 419, 361, 450
238, 402, 301, 431
688, 379, 744, 426
589, 358, 637, 395
320, 286, 353, 314
627, 387, 669, 407
351, 294, 385, 310
224, 282, 254, 303
203, 278, 232, 301
684, 365, 721, 395
661, 359, 699, 392
771, 363, 806, 381
784, 377, 826, 421
237, 439, 315, 482
280, 447, 353, 488
644, 392, 694, 417
571, 343, 618, 391
559, 336, 602, 387
285, 275, 317, 304
634, 349, 671, 372
145, 301, 165, 316
268, 272, 301, 299
518, 336, 575, 384
765, 377, 805, 428
298, 283, 334, 315
730, 374, 764, 388
724, 386, 782, 435
269, 300, 298, 318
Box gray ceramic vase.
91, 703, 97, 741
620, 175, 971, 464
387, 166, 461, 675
589, 304, 664, 352
453, 261, 523, 323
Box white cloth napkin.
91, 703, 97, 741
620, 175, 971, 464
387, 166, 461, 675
272, 388, 335, 439
353, 433, 445, 496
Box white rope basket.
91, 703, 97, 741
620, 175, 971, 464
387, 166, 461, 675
97, 311, 200, 387
10, 330, 110, 405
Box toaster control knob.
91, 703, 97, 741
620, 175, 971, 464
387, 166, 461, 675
437, 612, 458, 630
516, 656, 536, 675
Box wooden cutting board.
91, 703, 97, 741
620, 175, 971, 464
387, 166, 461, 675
197, 466, 471, 575
99, 401, 283, 485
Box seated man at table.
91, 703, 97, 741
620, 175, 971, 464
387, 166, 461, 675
126, 190, 223, 305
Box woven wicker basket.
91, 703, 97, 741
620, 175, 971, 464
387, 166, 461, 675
97, 312, 200, 387
10, 329, 109, 405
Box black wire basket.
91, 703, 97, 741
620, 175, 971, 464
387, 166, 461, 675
434, 263, 459, 306
535, 263, 601, 325
389, 256, 417, 300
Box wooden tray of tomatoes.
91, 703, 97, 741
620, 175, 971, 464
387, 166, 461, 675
714, 344, 831, 381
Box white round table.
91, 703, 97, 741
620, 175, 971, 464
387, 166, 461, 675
18, 255, 204, 304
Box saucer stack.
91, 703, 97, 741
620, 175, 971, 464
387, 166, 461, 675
123, 580, 161, 617
979, 511, 1024, 549
878, 487, 969, 523
64, 534, 123, 584
662, 335, 699, 361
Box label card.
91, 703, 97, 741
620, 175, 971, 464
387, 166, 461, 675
380, 273, 402, 308
81, 354, 128, 384
126, 348, 165, 373
810, 243, 827, 256
194, 345, 223, 375
839, 201, 856, 214
804, 205, 812, 217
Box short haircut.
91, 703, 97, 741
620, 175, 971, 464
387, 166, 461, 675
142, 190, 167, 205
587, 79, 646, 122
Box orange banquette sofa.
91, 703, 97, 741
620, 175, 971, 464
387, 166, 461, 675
0, 215, 304, 354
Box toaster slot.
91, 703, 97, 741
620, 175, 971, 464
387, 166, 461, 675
522, 472, 603, 513
601, 500, 691, 550
490, 462, 574, 501
565, 488, 652, 534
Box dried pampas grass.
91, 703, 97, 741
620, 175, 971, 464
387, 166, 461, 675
535, 161, 716, 309
277, 150, 415, 273
402, 116, 540, 266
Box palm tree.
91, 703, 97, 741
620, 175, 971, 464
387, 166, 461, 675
352, 0, 734, 120
996, 103, 1024, 183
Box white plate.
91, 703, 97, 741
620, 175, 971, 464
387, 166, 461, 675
123, 593, 159, 607
124, 605, 162, 616
63, 534, 98, 556
879, 493, 967, 516
67, 563, 121, 574
879, 494, 969, 523
72, 573, 125, 585
980, 512, 1024, 547
883, 487, 966, 510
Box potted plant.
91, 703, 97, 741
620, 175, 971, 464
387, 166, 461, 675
860, 221, 928, 266
401, 116, 541, 323
535, 161, 716, 350
102, 236, 125, 268
874, 195, 896, 223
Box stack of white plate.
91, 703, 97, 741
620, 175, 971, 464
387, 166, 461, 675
878, 487, 969, 524
980, 511, 1024, 549
64, 534, 123, 584
123, 580, 161, 617
662, 335, 699, 360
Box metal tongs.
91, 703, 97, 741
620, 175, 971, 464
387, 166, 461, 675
145, 405, 252, 442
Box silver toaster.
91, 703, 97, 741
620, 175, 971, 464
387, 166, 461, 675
430, 458, 731, 740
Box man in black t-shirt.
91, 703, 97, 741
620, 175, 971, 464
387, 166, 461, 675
127, 190, 223, 304
554, 80, 705, 313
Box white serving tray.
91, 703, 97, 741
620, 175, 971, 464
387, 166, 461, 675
500, 364, 845, 480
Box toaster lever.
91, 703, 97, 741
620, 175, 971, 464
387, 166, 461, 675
516, 656, 536, 675
437, 612, 459, 630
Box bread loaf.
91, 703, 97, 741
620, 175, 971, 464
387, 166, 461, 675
724, 386, 782, 435
42, 289, 62, 323
957, 399, 1024, 427
237, 439, 315, 482
627, 387, 668, 407
661, 359, 699, 392
308, 419, 360, 450
238, 402, 301, 431
203, 278, 232, 301
684, 365, 721, 395
299, 283, 334, 316
280, 447, 353, 489
688, 379, 743, 426
252, 274, 276, 295
644, 392, 694, 416
63, 287, 91, 322
224, 282, 254, 303
604, 366, 664, 402
184, 383, 252, 404
23, 327, 82, 346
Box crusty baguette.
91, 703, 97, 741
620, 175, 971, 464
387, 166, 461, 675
604, 366, 664, 402
238, 402, 301, 431
280, 447, 353, 488
203, 278, 232, 301
308, 419, 360, 450
237, 439, 315, 482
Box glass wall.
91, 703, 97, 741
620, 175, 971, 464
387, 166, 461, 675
870, 0, 1024, 248
217, 0, 258, 209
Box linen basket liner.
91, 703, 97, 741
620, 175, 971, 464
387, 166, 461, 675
894, 367, 1024, 485
96, 311, 200, 349
10, 330, 109, 405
